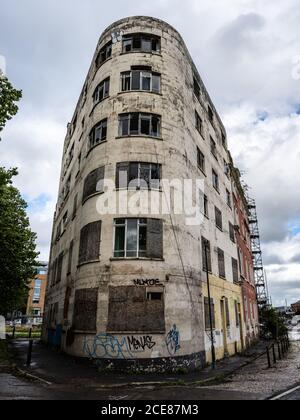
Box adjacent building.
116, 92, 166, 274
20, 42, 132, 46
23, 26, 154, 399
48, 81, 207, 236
230, 162, 259, 347
26, 262, 48, 325
44, 16, 258, 371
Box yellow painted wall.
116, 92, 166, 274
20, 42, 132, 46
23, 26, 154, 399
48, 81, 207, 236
203, 275, 245, 363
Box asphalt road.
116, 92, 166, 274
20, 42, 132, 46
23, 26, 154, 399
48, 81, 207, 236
271, 385, 300, 401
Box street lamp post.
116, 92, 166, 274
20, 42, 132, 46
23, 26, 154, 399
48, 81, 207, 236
204, 240, 216, 370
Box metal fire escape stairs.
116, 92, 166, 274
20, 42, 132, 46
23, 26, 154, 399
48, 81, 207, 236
247, 197, 270, 310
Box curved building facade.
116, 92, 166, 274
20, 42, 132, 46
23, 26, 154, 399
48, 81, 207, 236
44, 16, 252, 372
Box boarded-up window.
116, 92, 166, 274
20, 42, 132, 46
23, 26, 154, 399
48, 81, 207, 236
218, 248, 226, 279
146, 219, 163, 259
78, 221, 101, 265
56, 252, 64, 284
107, 286, 165, 332
202, 237, 212, 272
73, 288, 98, 331
204, 297, 215, 330
82, 167, 105, 203
232, 258, 239, 284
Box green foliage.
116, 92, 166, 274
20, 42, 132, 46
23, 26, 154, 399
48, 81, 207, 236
260, 307, 288, 339
0, 75, 22, 135
0, 167, 39, 315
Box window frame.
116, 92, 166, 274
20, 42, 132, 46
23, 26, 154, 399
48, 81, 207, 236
118, 113, 161, 138
121, 70, 161, 94
93, 77, 110, 103
113, 218, 148, 259
122, 34, 161, 54
89, 119, 108, 150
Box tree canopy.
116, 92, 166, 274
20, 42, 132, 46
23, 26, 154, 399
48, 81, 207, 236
0, 74, 22, 135
0, 167, 39, 315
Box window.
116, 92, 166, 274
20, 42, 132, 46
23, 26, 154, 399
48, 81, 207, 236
215, 207, 223, 231
67, 240, 74, 275
202, 237, 212, 272
210, 137, 218, 160
235, 301, 240, 327
72, 193, 78, 219
116, 162, 161, 190
119, 113, 161, 138
200, 192, 209, 218
217, 248, 226, 279
224, 297, 230, 328
232, 258, 239, 284
56, 252, 64, 284
33, 280, 42, 303
89, 119, 107, 149
78, 221, 102, 265
114, 218, 163, 259
96, 41, 112, 67
122, 34, 161, 54
82, 167, 105, 203
73, 288, 98, 332
107, 286, 165, 332
212, 169, 219, 192
226, 189, 232, 208
208, 105, 214, 124
193, 77, 200, 100
93, 78, 110, 103
121, 69, 161, 93
229, 222, 236, 243
62, 211, 68, 231
197, 147, 205, 173
221, 132, 226, 148
204, 297, 215, 330
195, 111, 203, 135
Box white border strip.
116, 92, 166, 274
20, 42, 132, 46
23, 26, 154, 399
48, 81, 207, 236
270, 385, 300, 400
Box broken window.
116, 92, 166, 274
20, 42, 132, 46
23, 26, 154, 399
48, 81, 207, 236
218, 248, 226, 279
119, 113, 161, 137
121, 70, 161, 93
116, 162, 161, 190
89, 119, 107, 149
107, 286, 165, 332
197, 147, 205, 173
113, 218, 163, 259
93, 78, 110, 103
202, 237, 212, 272
212, 169, 219, 192
73, 288, 98, 332
215, 207, 223, 231
96, 41, 112, 67
78, 221, 102, 265
122, 34, 161, 54
204, 297, 215, 330
82, 166, 105, 203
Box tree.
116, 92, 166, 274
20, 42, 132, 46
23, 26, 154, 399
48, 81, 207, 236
260, 307, 288, 340
0, 74, 22, 136
0, 167, 39, 315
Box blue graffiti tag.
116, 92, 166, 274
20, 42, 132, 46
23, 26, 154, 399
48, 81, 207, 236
165, 325, 181, 355
83, 333, 134, 360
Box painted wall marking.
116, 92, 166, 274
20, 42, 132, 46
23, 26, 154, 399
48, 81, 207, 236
166, 324, 181, 355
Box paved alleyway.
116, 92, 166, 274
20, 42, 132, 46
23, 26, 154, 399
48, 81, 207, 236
0, 339, 299, 400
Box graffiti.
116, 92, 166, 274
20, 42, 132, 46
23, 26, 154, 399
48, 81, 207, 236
133, 278, 162, 286
166, 325, 181, 355
127, 336, 156, 352
83, 333, 156, 360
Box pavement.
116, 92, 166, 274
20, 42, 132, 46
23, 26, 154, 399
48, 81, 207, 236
0, 338, 298, 400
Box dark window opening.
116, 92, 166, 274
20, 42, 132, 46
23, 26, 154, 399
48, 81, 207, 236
119, 113, 161, 138
122, 34, 161, 54
93, 78, 110, 103
96, 41, 112, 67
215, 207, 223, 231
89, 119, 107, 149
116, 162, 161, 190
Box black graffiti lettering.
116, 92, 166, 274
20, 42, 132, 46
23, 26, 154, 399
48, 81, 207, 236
127, 336, 156, 352
133, 279, 161, 286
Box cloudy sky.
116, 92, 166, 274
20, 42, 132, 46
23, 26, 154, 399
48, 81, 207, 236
1, 0, 300, 307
